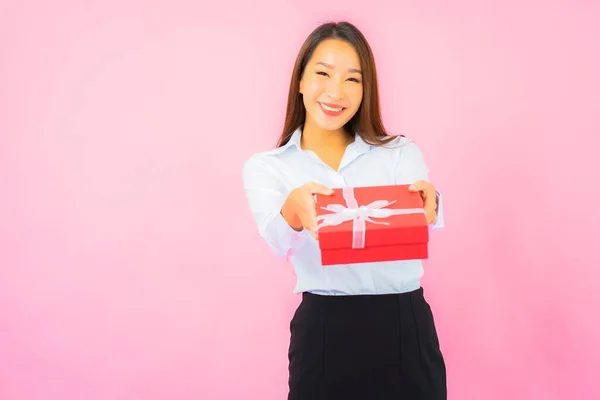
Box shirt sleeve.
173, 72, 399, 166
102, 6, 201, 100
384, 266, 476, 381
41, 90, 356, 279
394, 140, 445, 230
242, 155, 308, 258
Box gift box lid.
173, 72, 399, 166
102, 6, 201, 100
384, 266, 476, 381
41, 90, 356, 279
315, 184, 429, 251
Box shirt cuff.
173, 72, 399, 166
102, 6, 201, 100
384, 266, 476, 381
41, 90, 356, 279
265, 212, 307, 258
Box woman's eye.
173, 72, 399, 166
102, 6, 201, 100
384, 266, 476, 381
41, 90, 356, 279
316, 71, 329, 77
347, 78, 361, 83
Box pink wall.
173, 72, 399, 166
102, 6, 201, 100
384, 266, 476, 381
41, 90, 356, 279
1, 1, 599, 399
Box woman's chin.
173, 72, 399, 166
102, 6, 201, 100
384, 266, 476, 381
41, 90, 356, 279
312, 118, 348, 132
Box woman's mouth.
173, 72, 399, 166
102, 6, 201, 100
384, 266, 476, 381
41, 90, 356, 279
318, 102, 345, 117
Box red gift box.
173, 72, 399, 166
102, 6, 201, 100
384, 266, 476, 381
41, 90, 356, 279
315, 184, 429, 266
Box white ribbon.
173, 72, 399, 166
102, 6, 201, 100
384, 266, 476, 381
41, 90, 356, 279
315, 187, 425, 249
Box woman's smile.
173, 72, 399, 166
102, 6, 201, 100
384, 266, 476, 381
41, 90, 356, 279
318, 102, 346, 117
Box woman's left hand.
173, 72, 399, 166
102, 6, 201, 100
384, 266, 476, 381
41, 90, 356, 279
409, 180, 438, 224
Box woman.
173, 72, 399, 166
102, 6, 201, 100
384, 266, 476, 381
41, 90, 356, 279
243, 21, 447, 399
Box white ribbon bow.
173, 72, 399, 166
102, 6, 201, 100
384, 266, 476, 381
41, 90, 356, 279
315, 187, 424, 249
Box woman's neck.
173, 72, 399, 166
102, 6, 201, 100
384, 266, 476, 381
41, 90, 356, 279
299, 121, 355, 171
300, 121, 354, 152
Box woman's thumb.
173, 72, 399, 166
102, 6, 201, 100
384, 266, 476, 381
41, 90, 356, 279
307, 182, 334, 195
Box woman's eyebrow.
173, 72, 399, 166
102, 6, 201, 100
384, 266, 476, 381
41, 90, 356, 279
316, 61, 362, 74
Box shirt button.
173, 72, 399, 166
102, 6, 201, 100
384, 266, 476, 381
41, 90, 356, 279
334, 174, 345, 187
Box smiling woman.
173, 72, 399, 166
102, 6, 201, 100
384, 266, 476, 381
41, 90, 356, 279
277, 23, 396, 151
299, 41, 364, 131
243, 21, 446, 400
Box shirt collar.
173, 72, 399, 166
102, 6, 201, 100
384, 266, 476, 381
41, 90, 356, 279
286, 126, 303, 150
350, 131, 372, 154
276, 126, 372, 154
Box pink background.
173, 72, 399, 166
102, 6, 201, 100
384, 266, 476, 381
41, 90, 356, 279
1, 1, 599, 399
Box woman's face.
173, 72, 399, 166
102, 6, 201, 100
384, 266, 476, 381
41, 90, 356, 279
299, 39, 363, 133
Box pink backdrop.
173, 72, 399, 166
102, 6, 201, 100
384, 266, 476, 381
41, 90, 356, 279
1, 1, 599, 399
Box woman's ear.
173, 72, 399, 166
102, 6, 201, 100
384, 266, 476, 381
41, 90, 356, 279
299, 78, 304, 94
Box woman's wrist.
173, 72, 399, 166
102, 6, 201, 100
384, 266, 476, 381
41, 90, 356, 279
281, 201, 303, 231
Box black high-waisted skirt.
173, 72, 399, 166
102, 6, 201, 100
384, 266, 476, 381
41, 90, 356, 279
288, 287, 446, 400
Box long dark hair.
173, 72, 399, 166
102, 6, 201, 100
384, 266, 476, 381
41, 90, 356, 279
276, 21, 397, 148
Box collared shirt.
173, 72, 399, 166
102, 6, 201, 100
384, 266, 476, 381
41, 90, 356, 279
242, 127, 444, 296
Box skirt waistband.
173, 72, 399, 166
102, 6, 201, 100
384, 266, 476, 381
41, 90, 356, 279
302, 286, 424, 303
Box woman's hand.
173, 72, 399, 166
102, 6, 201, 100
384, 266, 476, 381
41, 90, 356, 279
281, 181, 334, 239
409, 180, 438, 225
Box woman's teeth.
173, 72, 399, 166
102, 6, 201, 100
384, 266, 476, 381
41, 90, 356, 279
320, 103, 343, 112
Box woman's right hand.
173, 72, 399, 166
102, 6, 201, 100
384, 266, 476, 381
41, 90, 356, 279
281, 181, 334, 239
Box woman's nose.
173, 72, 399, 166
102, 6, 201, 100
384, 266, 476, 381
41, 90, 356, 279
325, 80, 343, 100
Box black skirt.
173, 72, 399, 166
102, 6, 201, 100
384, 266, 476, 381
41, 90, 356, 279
288, 287, 446, 400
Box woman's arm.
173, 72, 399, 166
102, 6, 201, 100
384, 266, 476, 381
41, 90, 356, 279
242, 155, 308, 258
395, 140, 445, 230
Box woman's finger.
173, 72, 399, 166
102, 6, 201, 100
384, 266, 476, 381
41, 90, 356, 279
408, 180, 430, 192
410, 182, 437, 224
423, 188, 436, 207
423, 193, 438, 223
409, 181, 436, 203
307, 182, 334, 195
302, 215, 319, 239
426, 206, 437, 224
427, 212, 437, 224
